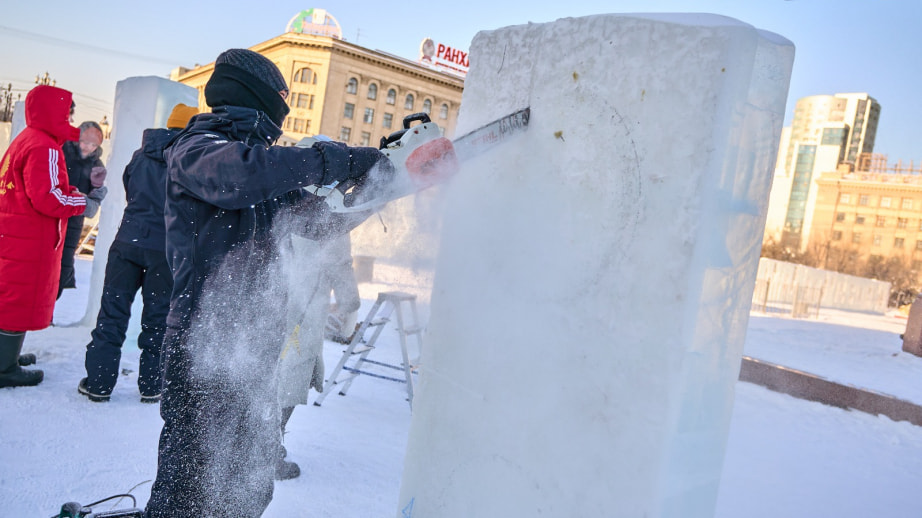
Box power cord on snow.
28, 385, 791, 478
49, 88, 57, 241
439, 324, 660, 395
109, 480, 152, 509
52, 479, 152, 518
51, 494, 137, 518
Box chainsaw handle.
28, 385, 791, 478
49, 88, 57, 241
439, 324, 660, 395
380, 112, 434, 149
402, 112, 431, 129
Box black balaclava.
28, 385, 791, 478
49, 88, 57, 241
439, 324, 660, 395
204, 48, 290, 127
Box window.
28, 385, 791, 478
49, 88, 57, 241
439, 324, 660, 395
872, 234, 882, 246
852, 232, 862, 244
360, 131, 371, 146
832, 230, 842, 241
898, 218, 908, 229
294, 93, 313, 109
880, 196, 892, 208
346, 78, 358, 94
914, 260, 922, 271
876, 216, 886, 227
895, 237, 905, 249
292, 118, 305, 133
339, 127, 351, 142
343, 103, 354, 119
839, 193, 851, 204
386, 89, 396, 105
383, 113, 393, 129
422, 99, 432, 114
404, 94, 414, 110
903, 198, 915, 210
915, 240, 922, 251
439, 103, 449, 119
855, 215, 866, 225
293, 67, 317, 85
367, 84, 378, 100
835, 212, 845, 222
363, 108, 375, 124
858, 194, 869, 206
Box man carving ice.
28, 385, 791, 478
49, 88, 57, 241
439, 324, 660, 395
145, 48, 389, 517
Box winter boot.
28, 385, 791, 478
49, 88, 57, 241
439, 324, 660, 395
140, 392, 162, 404
0, 330, 43, 388
17, 353, 36, 366
78, 378, 110, 402
276, 406, 301, 480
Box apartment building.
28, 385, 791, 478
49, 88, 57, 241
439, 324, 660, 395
763, 93, 881, 250
810, 161, 922, 272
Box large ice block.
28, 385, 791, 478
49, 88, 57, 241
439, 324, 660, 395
81, 76, 198, 324
10, 101, 25, 141
397, 13, 793, 518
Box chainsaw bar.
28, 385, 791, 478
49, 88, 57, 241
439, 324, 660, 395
326, 107, 531, 213
451, 107, 531, 163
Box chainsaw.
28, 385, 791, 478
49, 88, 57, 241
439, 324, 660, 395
52, 495, 144, 518
301, 107, 530, 213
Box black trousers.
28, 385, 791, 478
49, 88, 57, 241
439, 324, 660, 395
84, 241, 172, 397
146, 249, 287, 517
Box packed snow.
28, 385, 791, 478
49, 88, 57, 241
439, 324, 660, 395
1, 256, 921, 517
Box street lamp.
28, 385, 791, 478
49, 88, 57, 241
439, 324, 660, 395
99, 116, 110, 139
1, 83, 12, 122
35, 72, 55, 86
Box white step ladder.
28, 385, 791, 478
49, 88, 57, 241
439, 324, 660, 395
314, 291, 424, 409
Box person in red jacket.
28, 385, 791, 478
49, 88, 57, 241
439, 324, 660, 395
0, 85, 90, 388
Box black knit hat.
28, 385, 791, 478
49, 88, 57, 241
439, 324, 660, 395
204, 48, 290, 127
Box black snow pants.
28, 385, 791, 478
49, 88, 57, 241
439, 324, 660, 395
146, 254, 288, 518
84, 241, 171, 397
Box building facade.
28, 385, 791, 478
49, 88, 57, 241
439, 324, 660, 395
809, 165, 922, 274
763, 93, 881, 250
171, 31, 464, 147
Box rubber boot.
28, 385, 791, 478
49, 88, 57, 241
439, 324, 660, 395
0, 330, 43, 388
18, 353, 36, 366
276, 406, 300, 480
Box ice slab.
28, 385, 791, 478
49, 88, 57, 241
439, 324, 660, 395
81, 76, 198, 325
10, 101, 25, 140
397, 13, 793, 518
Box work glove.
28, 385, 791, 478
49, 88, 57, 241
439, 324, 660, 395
313, 141, 393, 186
90, 165, 107, 188
82, 186, 108, 218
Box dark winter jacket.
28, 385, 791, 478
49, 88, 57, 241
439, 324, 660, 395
60, 139, 104, 289
114, 128, 177, 251
0, 85, 86, 331
163, 106, 375, 330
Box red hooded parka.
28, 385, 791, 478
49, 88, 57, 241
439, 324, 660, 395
0, 85, 87, 331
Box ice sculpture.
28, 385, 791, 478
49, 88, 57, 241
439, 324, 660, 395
82, 76, 198, 325
397, 13, 794, 518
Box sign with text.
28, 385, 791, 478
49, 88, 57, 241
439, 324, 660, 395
418, 38, 469, 77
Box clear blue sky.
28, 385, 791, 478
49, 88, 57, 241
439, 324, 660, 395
2, 0, 919, 162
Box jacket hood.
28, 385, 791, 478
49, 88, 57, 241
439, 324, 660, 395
187, 106, 283, 146
25, 86, 81, 144
140, 128, 180, 162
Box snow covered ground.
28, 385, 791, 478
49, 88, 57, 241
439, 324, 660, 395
2, 256, 922, 517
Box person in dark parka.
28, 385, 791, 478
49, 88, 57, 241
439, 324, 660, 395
77, 104, 199, 404
144, 49, 389, 518
59, 121, 108, 299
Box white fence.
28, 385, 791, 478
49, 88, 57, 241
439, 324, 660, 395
751, 258, 891, 317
